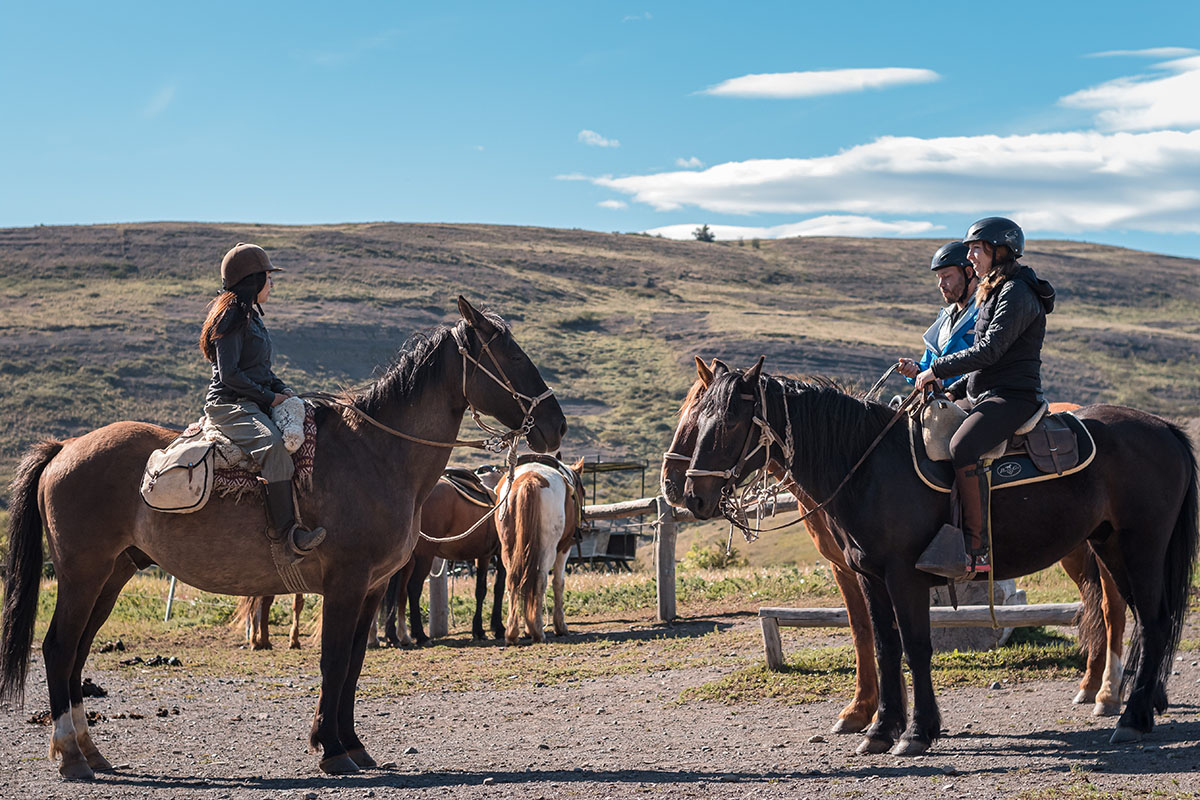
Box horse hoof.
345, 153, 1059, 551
831, 717, 868, 735
856, 737, 892, 755
347, 748, 377, 769
1093, 702, 1122, 717
890, 739, 930, 757
1073, 689, 1097, 705
1109, 726, 1143, 744
319, 754, 361, 775
86, 753, 115, 772
59, 760, 96, 781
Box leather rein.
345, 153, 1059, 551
682, 375, 925, 536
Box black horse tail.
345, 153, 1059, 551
0, 439, 63, 705
1124, 423, 1199, 705
1072, 545, 1107, 664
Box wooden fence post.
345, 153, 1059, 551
429, 558, 449, 638
655, 496, 677, 622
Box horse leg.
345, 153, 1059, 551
43, 563, 117, 780
551, 549, 569, 637
854, 573, 907, 756
472, 557, 488, 640
1060, 548, 1102, 704
829, 561, 878, 734
311, 580, 367, 775
529, 567, 548, 644
341, 587, 386, 769
885, 571, 940, 756
1094, 559, 1127, 717
69, 553, 138, 774
253, 596, 273, 650
491, 557, 507, 640
408, 555, 434, 645
379, 570, 401, 647
289, 594, 305, 650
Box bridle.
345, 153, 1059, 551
306, 321, 555, 454
450, 324, 556, 452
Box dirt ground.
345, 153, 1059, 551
3, 614, 1199, 800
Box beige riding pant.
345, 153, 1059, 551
204, 400, 294, 482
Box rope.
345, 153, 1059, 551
302, 393, 495, 450
865, 362, 901, 402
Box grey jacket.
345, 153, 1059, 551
205, 310, 288, 411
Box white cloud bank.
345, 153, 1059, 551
1061, 54, 1200, 131
579, 129, 620, 147
1087, 47, 1197, 59
598, 199, 627, 209
702, 67, 939, 98
595, 128, 1200, 233
645, 216, 939, 241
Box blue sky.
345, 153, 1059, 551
4, 1, 1200, 258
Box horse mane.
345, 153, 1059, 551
352, 312, 509, 415
677, 378, 707, 417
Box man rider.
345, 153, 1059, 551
897, 241, 978, 385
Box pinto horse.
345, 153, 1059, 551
379, 469, 507, 646
662, 360, 1128, 727
0, 297, 565, 779
683, 358, 1195, 756
231, 593, 308, 650
494, 457, 585, 644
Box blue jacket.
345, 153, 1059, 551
905, 300, 978, 388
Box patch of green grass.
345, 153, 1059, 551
1012, 774, 1198, 799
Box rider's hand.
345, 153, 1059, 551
270, 393, 286, 407
914, 369, 937, 391
283, 389, 297, 398
896, 359, 919, 379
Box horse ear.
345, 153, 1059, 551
456, 295, 497, 335
712, 358, 731, 377
695, 356, 714, 388
570, 456, 586, 475
744, 355, 765, 384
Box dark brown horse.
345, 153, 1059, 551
0, 297, 565, 779
683, 359, 1195, 756
662, 362, 1128, 726
380, 469, 506, 646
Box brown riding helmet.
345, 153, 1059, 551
220, 242, 284, 290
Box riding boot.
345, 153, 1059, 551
264, 481, 326, 557
958, 463, 991, 574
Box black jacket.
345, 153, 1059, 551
204, 309, 288, 411
931, 266, 1055, 403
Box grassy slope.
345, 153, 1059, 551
1, 222, 1197, 567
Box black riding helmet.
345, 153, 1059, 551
963, 217, 1024, 259
929, 241, 971, 271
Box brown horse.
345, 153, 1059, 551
231, 593, 308, 650
380, 469, 507, 646
0, 297, 565, 779
661, 359, 1128, 733
495, 457, 585, 644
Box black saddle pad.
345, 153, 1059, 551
909, 412, 1096, 493
441, 468, 495, 507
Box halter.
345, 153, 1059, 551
451, 324, 556, 453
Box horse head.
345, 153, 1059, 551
455, 296, 566, 453
661, 356, 719, 507
683, 356, 768, 520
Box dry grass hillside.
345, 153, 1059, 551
1, 221, 1197, 498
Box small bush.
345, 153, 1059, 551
681, 541, 748, 570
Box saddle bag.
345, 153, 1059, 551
140, 433, 216, 514
920, 397, 967, 462
1015, 415, 1079, 474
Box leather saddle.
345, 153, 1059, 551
441, 467, 496, 508
910, 401, 1097, 493
515, 453, 587, 522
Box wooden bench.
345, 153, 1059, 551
758, 603, 1082, 671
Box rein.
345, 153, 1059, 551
690, 376, 926, 537
302, 323, 556, 455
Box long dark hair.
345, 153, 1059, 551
975, 242, 1020, 305
199, 272, 267, 362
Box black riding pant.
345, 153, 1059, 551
950, 394, 1042, 469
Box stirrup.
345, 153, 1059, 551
287, 524, 326, 556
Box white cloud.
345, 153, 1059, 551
142, 85, 176, 118
598, 200, 628, 210
593, 129, 1200, 233
701, 67, 939, 99
1060, 55, 1200, 131
555, 172, 593, 181
622, 12, 652, 22
578, 129, 620, 148
645, 216, 939, 241
1088, 47, 1197, 59
675, 156, 705, 168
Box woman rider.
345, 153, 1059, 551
914, 218, 1055, 574
199, 243, 325, 560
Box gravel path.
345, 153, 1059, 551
3, 616, 1199, 799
